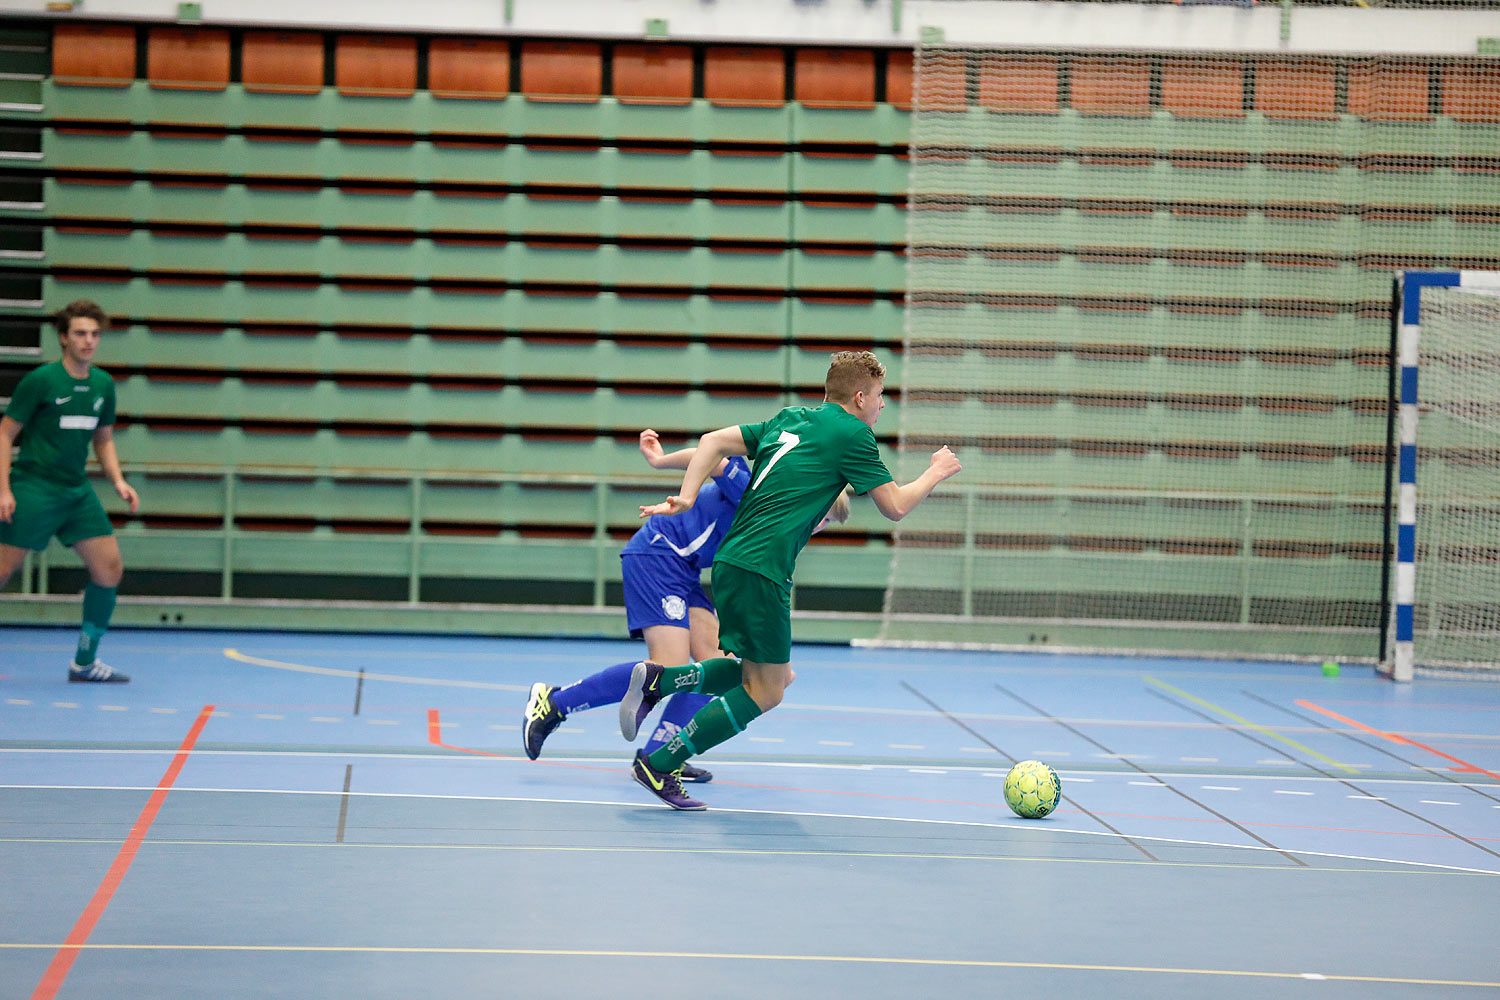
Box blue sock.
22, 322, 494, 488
643, 692, 713, 755
552, 661, 638, 715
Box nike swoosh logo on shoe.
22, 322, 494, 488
643, 767, 665, 791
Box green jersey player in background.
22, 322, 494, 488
0, 300, 140, 682
621, 350, 962, 809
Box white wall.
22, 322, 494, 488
0, 0, 1498, 55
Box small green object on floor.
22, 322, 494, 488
1321, 660, 1340, 677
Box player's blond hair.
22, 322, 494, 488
823, 351, 886, 404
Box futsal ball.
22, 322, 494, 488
1004, 760, 1061, 819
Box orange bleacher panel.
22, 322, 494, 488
520, 41, 603, 102
795, 48, 875, 108
978, 55, 1059, 114
612, 43, 692, 105
147, 27, 230, 91
704, 46, 784, 107
1070, 55, 1151, 116
242, 31, 324, 94
1162, 57, 1244, 118
1255, 58, 1337, 120
429, 37, 509, 99
336, 34, 417, 98
886, 49, 913, 109
912, 51, 967, 112
52, 24, 136, 87
1441, 63, 1500, 122
1347, 59, 1431, 121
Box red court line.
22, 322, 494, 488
31, 704, 215, 1000
1297, 699, 1500, 783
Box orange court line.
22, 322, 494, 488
31, 704, 215, 1000
1296, 699, 1500, 783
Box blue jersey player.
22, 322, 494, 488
523, 429, 849, 780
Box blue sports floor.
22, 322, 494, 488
2, 626, 1498, 998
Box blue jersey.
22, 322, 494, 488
621, 456, 750, 571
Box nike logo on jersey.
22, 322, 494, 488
54, 396, 70, 404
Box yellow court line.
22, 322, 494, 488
0, 944, 1493, 987
222, 648, 526, 692
3, 837, 1492, 877
1144, 676, 1359, 774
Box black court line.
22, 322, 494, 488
353, 667, 365, 717
901, 681, 1159, 861
1236, 690, 1500, 861
996, 683, 1304, 867
335, 765, 353, 844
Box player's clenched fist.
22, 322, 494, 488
930, 445, 962, 481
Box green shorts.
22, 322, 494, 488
711, 562, 792, 665
0, 471, 114, 551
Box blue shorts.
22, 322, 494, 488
622, 553, 715, 638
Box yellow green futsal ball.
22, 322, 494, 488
1004, 760, 1061, 819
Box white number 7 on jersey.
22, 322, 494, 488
751, 430, 800, 490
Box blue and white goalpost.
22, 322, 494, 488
1390, 270, 1500, 682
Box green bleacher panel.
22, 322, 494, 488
789, 299, 904, 341
42, 276, 794, 335
791, 104, 909, 146
793, 201, 905, 245
41, 187, 796, 242
39, 129, 805, 192
793, 152, 908, 196
792, 249, 905, 293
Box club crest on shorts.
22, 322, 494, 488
661, 595, 687, 620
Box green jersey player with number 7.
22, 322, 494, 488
621, 350, 962, 809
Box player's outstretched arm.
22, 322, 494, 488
640, 425, 746, 518
638, 428, 729, 476
866, 445, 961, 523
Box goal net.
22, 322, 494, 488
878, 46, 1500, 661
1392, 277, 1500, 677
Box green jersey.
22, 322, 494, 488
4, 361, 117, 487
714, 402, 893, 589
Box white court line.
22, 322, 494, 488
1275, 790, 1315, 796
2, 782, 1496, 876
1202, 786, 1240, 791
0, 748, 1495, 790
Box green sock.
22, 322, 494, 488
647, 685, 763, 772
656, 656, 742, 696
75, 583, 116, 666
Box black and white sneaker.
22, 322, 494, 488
69, 660, 130, 683
679, 762, 713, 783
523, 683, 564, 760
618, 661, 666, 741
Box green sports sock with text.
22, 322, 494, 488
75, 583, 116, 666
647, 685, 763, 772
656, 656, 742, 696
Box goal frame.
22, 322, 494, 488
1385, 269, 1500, 681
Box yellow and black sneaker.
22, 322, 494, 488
523, 682, 564, 760
631, 750, 705, 811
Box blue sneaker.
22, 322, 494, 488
523, 683, 564, 761
631, 750, 705, 811
618, 661, 665, 741
69, 660, 129, 683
